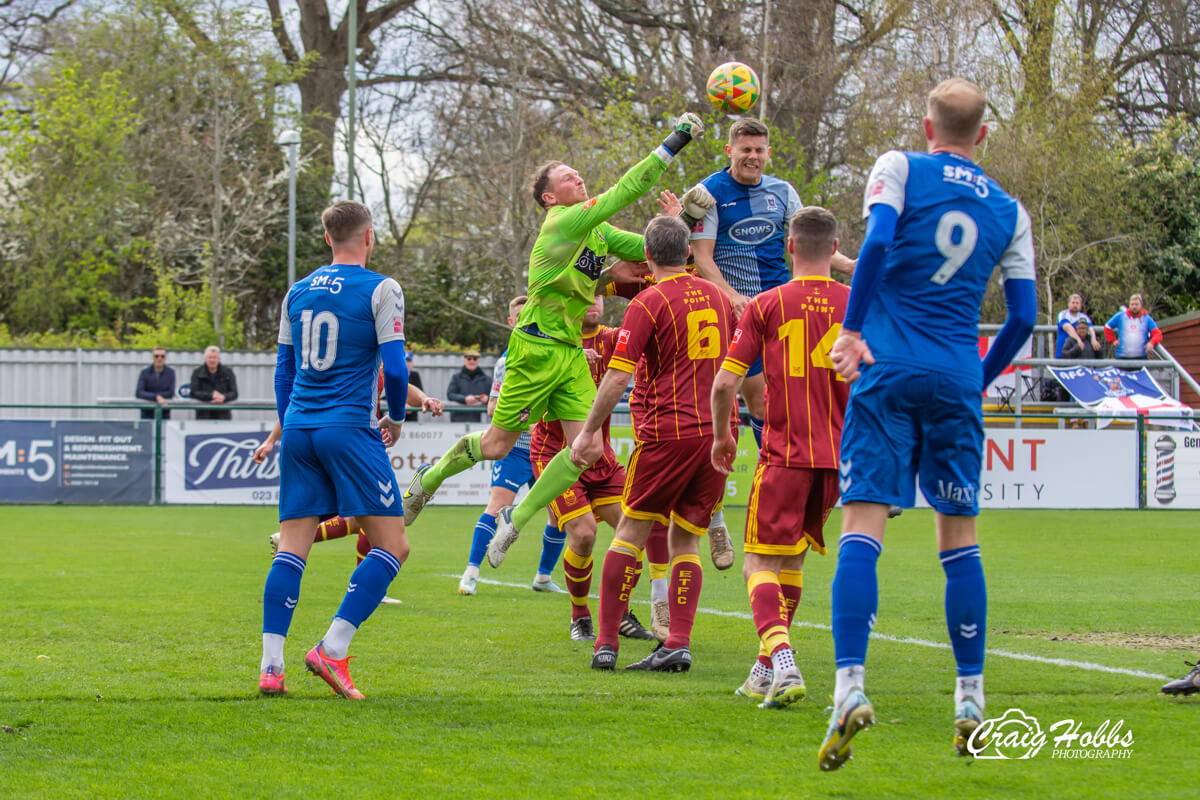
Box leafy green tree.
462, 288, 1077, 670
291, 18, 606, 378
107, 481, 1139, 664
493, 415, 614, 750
1126, 117, 1200, 315
0, 64, 156, 337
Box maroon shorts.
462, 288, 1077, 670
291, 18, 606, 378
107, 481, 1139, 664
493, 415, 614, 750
623, 437, 726, 535
533, 453, 626, 526
745, 464, 838, 556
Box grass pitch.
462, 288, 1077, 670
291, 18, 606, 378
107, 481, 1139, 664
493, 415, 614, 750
0, 505, 1196, 798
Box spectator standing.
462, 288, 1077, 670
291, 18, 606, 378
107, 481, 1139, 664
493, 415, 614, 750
1063, 319, 1102, 360
190, 345, 239, 420
1104, 293, 1162, 361
1055, 293, 1100, 357
446, 349, 490, 422
135, 347, 176, 420
404, 352, 423, 422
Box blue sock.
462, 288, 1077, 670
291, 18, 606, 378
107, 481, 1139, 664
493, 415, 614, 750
263, 552, 306, 636
468, 512, 496, 568
537, 523, 567, 577
334, 548, 401, 627
748, 415, 764, 448
831, 534, 881, 668
941, 545, 987, 675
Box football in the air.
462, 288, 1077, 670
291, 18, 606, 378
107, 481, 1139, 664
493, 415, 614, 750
706, 61, 760, 115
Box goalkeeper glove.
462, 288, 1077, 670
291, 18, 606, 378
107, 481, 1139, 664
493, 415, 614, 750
660, 112, 704, 157
678, 183, 716, 227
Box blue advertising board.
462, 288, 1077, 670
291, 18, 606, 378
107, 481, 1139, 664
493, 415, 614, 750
0, 420, 154, 503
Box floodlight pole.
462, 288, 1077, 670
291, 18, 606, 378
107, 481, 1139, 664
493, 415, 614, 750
278, 129, 301, 288
347, 1, 358, 201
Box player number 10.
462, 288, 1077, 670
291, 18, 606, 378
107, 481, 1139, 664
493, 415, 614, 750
299, 309, 340, 371
778, 321, 844, 381
930, 210, 978, 285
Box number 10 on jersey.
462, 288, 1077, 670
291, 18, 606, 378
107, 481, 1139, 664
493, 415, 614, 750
300, 309, 339, 371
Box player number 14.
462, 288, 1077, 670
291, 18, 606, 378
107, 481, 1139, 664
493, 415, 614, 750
778, 321, 844, 381
931, 210, 978, 285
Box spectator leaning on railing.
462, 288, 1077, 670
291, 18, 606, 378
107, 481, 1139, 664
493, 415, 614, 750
135, 346, 176, 419
446, 349, 491, 422
190, 345, 239, 420
1104, 293, 1162, 361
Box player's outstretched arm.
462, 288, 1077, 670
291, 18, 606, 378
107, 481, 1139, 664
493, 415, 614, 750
982, 278, 1037, 387
831, 204, 896, 382
408, 384, 444, 416
710, 369, 743, 474
555, 113, 704, 240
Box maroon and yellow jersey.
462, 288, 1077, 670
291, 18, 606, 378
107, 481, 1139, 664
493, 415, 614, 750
531, 326, 620, 462
722, 276, 850, 468
609, 273, 735, 442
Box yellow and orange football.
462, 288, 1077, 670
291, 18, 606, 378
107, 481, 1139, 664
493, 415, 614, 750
706, 61, 760, 115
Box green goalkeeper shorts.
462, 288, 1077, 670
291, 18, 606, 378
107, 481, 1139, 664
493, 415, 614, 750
492, 331, 595, 432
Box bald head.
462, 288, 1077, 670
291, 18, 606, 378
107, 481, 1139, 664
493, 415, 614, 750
926, 78, 986, 145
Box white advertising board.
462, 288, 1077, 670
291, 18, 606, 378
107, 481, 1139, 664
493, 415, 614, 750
1145, 431, 1200, 509
164, 421, 495, 505
914, 429, 1138, 509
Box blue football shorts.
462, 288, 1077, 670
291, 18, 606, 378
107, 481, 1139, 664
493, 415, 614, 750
839, 362, 984, 516
279, 426, 402, 522
491, 446, 535, 493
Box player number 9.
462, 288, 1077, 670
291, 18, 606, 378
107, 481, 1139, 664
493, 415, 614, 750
930, 210, 978, 285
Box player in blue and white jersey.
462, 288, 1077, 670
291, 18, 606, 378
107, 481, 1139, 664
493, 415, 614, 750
686, 118, 859, 562
258, 201, 410, 700
818, 79, 1037, 769
457, 295, 566, 597
690, 118, 857, 437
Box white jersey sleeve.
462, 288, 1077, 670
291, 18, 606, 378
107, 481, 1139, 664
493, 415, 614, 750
490, 353, 507, 398
862, 150, 909, 218
277, 292, 293, 346
371, 277, 406, 345
997, 203, 1036, 282
785, 182, 803, 220
690, 201, 719, 241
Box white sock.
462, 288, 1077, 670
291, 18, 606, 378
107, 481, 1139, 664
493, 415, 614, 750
650, 577, 668, 605
464, 564, 479, 580
956, 674, 984, 708
321, 618, 358, 660
834, 664, 866, 707
771, 647, 796, 674
533, 573, 551, 584
261, 633, 285, 672
751, 660, 773, 680
710, 509, 725, 527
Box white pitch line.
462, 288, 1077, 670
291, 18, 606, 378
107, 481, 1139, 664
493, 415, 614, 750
443, 574, 1172, 681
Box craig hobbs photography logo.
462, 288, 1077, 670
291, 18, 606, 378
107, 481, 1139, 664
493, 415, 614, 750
968, 708, 1134, 760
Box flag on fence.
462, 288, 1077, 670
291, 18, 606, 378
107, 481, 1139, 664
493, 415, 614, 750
1049, 365, 1196, 430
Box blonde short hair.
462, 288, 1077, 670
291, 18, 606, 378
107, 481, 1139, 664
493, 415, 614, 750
926, 78, 986, 143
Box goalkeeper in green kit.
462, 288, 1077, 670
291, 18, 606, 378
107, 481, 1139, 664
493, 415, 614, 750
403, 112, 710, 567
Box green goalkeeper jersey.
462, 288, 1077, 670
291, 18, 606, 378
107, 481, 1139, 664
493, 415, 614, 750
517, 150, 673, 347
